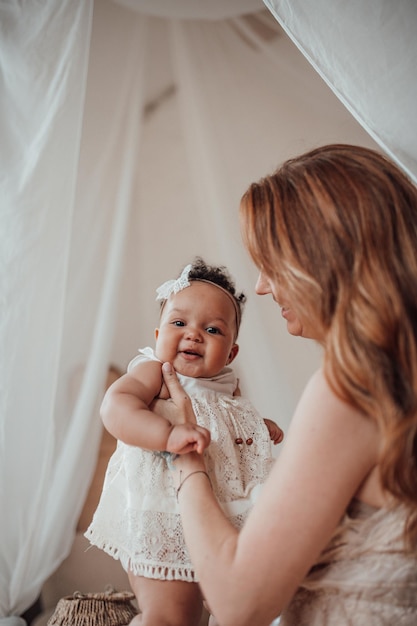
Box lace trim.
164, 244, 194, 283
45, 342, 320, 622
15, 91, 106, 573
85, 528, 197, 582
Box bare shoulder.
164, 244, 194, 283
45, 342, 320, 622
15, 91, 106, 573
301, 370, 390, 507
272, 367, 381, 506
293, 367, 377, 442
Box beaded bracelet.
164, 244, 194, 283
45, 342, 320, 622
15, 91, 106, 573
176, 470, 212, 501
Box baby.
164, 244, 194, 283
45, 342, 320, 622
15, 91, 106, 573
85, 258, 283, 626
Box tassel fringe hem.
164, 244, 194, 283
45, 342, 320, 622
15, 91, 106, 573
85, 530, 198, 583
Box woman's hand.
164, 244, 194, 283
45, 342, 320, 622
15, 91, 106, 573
160, 362, 211, 454
160, 362, 210, 485
150, 362, 198, 426
161, 362, 198, 421
151, 362, 211, 455
149, 365, 210, 454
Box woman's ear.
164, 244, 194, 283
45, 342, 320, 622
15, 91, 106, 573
227, 343, 239, 365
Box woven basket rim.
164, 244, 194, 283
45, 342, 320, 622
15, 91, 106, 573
61, 591, 136, 602
47, 590, 138, 626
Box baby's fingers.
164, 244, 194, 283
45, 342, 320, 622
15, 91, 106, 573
177, 426, 211, 455
273, 428, 284, 445
194, 425, 211, 453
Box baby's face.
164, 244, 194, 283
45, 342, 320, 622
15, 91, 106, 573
155, 281, 239, 378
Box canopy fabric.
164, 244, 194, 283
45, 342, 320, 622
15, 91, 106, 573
114, 0, 264, 20
0, 0, 94, 617
264, 0, 417, 183
0, 0, 414, 619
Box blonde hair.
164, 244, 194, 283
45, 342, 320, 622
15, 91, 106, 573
240, 144, 417, 545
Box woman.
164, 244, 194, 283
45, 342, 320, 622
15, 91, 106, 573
158, 144, 417, 625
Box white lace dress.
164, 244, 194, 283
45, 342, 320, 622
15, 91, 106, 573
85, 347, 275, 582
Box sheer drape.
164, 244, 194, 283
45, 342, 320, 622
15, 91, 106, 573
114, 0, 263, 19
0, 1, 94, 617
1, 0, 415, 620
0, 0, 149, 617
264, 0, 417, 183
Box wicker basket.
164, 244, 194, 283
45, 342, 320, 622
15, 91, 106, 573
47, 590, 138, 626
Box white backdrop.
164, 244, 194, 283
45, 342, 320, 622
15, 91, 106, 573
1, 0, 416, 620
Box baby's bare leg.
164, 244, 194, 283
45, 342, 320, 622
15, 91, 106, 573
128, 571, 203, 626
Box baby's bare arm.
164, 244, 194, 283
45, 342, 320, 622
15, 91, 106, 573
101, 360, 176, 450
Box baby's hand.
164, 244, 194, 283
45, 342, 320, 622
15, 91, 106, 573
166, 423, 211, 455
264, 418, 284, 445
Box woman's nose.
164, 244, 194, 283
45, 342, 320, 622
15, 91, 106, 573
255, 271, 271, 295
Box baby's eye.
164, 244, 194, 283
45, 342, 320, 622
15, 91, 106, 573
206, 326, 222, 335
172, 320, 185, 327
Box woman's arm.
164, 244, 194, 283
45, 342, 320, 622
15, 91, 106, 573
163, 363, 380, 626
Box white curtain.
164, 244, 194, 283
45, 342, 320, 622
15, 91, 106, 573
1, 0, 415, 620
114, 0, 262, 19
263, 0, 417, 184
0, 0, 94, 618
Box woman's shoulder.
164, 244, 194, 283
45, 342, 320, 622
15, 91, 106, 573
290, 367, 385, 506
280, 367, 375, 458
283, 367, 379, 478
298, 367, 361, 419
301, 367, 371, 422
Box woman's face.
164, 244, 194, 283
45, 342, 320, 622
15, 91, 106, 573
255, 270, 316, 339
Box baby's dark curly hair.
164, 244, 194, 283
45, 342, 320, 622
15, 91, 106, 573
189, 257, 246, 305
157, 258, 246, 337
163, 258, 246, 336
188, 257, 246, 337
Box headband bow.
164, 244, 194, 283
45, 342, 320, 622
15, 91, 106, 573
155, 264, 192, 301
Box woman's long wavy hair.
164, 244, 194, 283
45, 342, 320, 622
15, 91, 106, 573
240, 144, 417, 546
